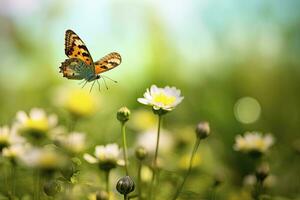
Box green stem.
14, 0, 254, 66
121, 122, 129, 175
149, 114, 163, 200
69, 116, 78, 131
124, 194, 128, 200
172, 138, 201, 200
137, 161, 142, 200
105, 170, 110, 195
253, 180, 262, 200
210, 187, 216, 200
11, 163, 16, 198
35, 169, 40, 200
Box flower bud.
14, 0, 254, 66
43, 180, 61, 196
117, 107, 131, 123
96, 190, 109, 200
116, 176, 135, 195
195, 121, 210, 139
135, 146, 148, 161
255, 162, 269, 182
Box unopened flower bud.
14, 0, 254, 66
116, 176, 135, 195
96, 190, 109, 200
195, 121, 210, 139
135, 146, 148, 161
117, 107, 131, 123
256, 162, 269, 182
43, 180, 61, 197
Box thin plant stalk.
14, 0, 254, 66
172, 138, 201, 200
121, 122, 129, 175
137, 161, 142, 200
34, 169, 41, 200
105, 170, 110, 195
149, 114, 163, 200
253, 180, 263, 200
69, 115, 78, 131
11, 163, 16, 198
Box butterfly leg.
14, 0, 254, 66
89, 80, 96, 93
102, 75, 118, 83
78, 79, 86, 85
81, 80, 88, 88
102, 76, 109, 90
96, 79, 101, 92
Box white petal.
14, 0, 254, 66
83, 154, 98, 164
48, 114, 58, 127
138, 98, 150, 105
150, 85, 159, 94
30, 108, 45, 120
16, 111, 28, 123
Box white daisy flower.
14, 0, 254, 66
15, 108, 58, 139
137, 85, 184, 111
84, 143, 123, 171
19, 146, 66, 171
2, 144, 28, 161
234, 132, 274, 154
0, 125, 24, 151
136, 128, 174, 154
55, 132, 86, 154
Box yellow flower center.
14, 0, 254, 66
66, 90, 95, 117
153, 92, 176, 106
254, 139, 266, 151
25, 118, 49, 132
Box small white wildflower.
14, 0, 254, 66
55, 132, 86, 154
0, 126, 24, 151
2, 144, 27, 161
234, 132, 274, 154
15, 108, 58, 139
136, 128, 174, 154
137, 85, 184, 112
84, 143, 123, 171
19, 146, 66, 171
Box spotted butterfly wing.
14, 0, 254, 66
94, 52, 122, 74
60, 58, 91, 80
64, 29, 94, 66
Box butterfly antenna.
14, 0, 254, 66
89, 81, 96, 93
101, 75, 118, 83
81, 80, 88, 88
96, 79, 101, 92
102, 76, 109, 90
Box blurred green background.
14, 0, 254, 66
1, 0, 300, 199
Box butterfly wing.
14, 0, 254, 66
94, 52, 122, 74
59, 58, 91, 80
65, 29, 94, 68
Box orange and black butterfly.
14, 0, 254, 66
59, 29, 121, 90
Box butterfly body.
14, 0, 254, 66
59, 29, 121, 87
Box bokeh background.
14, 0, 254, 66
1, 0, 300, 199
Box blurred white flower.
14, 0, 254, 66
2, 144, 28, 161
55, 132, 86, 154
0, 125, 24, 151
15, 108, 58, 139
136, 128, 174, 154
243, 174, 257, 187
138, 85, 184, 111
234, 132, 274, 154
84, 143, 123, 171
20, 146, 67, 171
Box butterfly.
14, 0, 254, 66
59, 29, 121, 91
